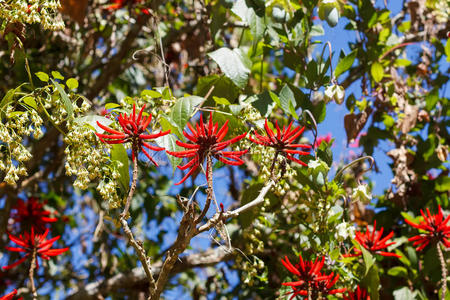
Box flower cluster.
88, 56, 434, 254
2, 197, 68, 297
343, 286, 371, 300
344, 220, 400, 258
281, 254, 346, 299
0, 0, 64, 31
166, 112, 247, 185
107, 0, 150, 15
404, 205, 450, 251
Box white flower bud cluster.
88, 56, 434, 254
241, 102, 262, 122
334, 222, 355, 242
64, 122, 121, 207
0, 107, 44, 186
351, 184, 372, 204
0, 0, 64, 31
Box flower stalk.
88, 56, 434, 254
29, 248, 38, 299
437, 242, 447, 300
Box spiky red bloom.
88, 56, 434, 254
315, 133, 332, 148
2, 228, 68, 270
343, 285, 371, 300
404, 205, 450, 251
107, 0, 149, 14
0, 289, 21, 300
166, 112, 247, 185
343, 220, 401, 258
96, 104, 170, 166
11, 197, 57, 233
281, 255, 345, 299
249, 119, 311, 166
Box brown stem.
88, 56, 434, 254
29, 248, 38, 299
119, 146, 156, 295
195, 155, 213, 224
437, 242, 447, 300
269, 152, 279, 181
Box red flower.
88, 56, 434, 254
3, 228, 69, 270
96, 104, 170, 165
404, 205, 450, 251
107, 0, 150, 15
249, 119, 311, 166
281, 255, 345, 299
166, 112, 247, 185
11, 197, 57, 233
343, 220, 401, 258
315, 133, 332, 148
343, 285, 371, 300
0, 289, 21, 300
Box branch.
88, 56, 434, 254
66, 247, 233, 300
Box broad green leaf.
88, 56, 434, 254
22, 96, 37, 109
74, 115, 113, 132
35, 72, 49, 82
208, 47, 252, 89
238, 183, 265, 228
51, 71, 64, 80
279, 84, 297, 117
0, 84, 27, 114
250, 90, 275, 117
445, 39, 450, 62
170, 96, 204, 133
371, 62, 384, 82
51, 79, 74, 120
7, 111, 25, 118
213, 96, 231, 105
155, 134, 182, 171
196, 75, 239, 101
361, 265, 380, 300
425, 88, 439, 111
335, 50, 357, 77
141, 89, 162, 98
436, 176, 450, 192
231, 0, 266, 45
360, 245, 375, 275
111, 144, 130, 191
66, 78, 79, 90
388, 266, 408, 278
105, 103, 121, 110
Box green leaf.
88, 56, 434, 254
22, 96, 37, 109
35, 72, 49, 82
110, 144, 130, 191
231, 0, 266, 45
74, 115, 113, 132
250, 90, 275, 117
141, 89, 162, 98
335, 50, 357, 77
105, 103, 121, 110
7, 111, 25, 118
361, 265, 380, 300
360, 245, 375, 276
66, 78, 79, 90
279, 84, 297, 117
238, 183, 265, 228
170, 96, 204, 133
445, 39, 450, 62
51, 78, 74, 120
196, 75, 239, 101
436, 176, 450, 192
388, 266, 408, 278
425, 88, 439, 111
371, 62, 384, 82
51, 71, 65, 80
155, 134, 182, 171
213, 96, 231, 105
208, 47, 252, 89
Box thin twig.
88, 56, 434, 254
437, 242, 447, 300
119, 146, 156, 295
29, 248, 38, 299
195, 155, 213, 223
334, 156, 374, 183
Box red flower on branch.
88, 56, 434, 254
96, 104, 170, 166
343, 285, 371, 300
404, 205, 450, 251
2, 228, 69, 270
166, 112, 247, 185
0, 289, 21, 300
343, 220, 401, 258
107, 0, 150, 15
281, 255, 345, 299
249, 119, 311, 166
11, 197, 57, 233
315, 133, 332, 148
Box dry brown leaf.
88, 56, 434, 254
60, 0, 88, 24
400, 104, 419, 134
344, 107, 372, 144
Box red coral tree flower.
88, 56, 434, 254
107, 0, 150, 15
96, 104, 170, 166
249, 119, 311, 167
404, 205, 450, 251
344, 220, 401, 258
315, 133, 332, 148
313, 272, 346, 297
0, 289, 21, 300
2, 228, 69, 270
11, 197, 57, 233
166, 112, 247, 185
343, 285, 371, 300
